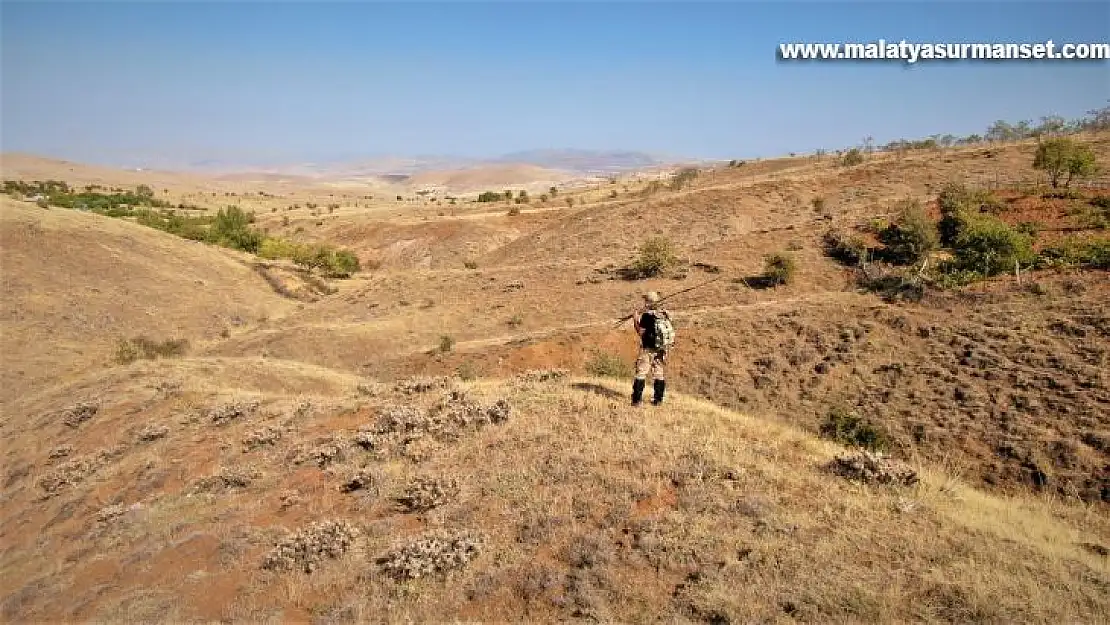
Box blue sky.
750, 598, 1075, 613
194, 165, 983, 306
2, 1, 1108, 166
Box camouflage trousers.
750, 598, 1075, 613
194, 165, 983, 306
634, 348, 667, 381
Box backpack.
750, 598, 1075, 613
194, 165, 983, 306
653, 310, 675, 349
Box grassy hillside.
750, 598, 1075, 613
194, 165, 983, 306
2, 363, 1107, 622
2, 131, 1109, 623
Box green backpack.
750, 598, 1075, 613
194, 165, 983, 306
653, 311, 675, 350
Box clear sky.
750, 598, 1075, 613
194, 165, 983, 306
2, 1, 1108, 166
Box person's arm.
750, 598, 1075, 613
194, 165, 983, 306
632, 310, 644, 335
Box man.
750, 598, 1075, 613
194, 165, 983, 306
631, 291, 674, 406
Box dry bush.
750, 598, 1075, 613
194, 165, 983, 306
261, 520, 359, 573
242, 425, 284, 451
515, 368, 570, 384
353, 393, 511, 458
192, 465, 262, 493
206, 399, 261, 425
136, 424, 169, 442
60, 402, 100, 428
828, 451, 919, 486
36, 449, 120, 496
396, 476, 460, 512
340, 468, 378, 494
377, 529, 484, 580
393, 375, 454, 395
291, 437, 346, 468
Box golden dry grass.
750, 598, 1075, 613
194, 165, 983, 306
2, 134, 1109, 623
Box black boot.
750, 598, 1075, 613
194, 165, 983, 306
651, 379, 666, 405
631, 379, 646, 406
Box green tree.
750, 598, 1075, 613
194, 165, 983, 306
1033, 138, 1098, 188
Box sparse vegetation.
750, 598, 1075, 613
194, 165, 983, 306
627, 236, 677, 279
762, 252, 797, 286
114, 336, 188, 364
669, 167, 699, 190
584, 350, 630, 378
840, 148, 864, 166
877, 199, 938, 265
819, 408, 890, 451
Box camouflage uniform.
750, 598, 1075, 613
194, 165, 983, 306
631, 292, 672, 406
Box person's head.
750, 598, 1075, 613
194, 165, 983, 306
643, 291, 660, 309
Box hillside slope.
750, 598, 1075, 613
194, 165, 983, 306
1, 364, 1107, 623
0, 198, 298, 408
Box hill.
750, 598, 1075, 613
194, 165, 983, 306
2, 363, 1107, 622
2, 130, 1109, 622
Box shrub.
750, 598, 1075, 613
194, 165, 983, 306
819, 408, 889, 452
1034, 137, 1098, 188
841, 148, 865, 166
669, 168, 699, 190
1038, 237, 1110, 269
115, 337, 189, 364
507, 206, 521, 216
585, 351, 630, 378
438, 335, 455, 353
456, 362, 477, 381
877, 199, 938, 265
210, 206, 262, 253
763, 252, 797, 285
811, 196, 827, 213
629, 237, 677, 278
950, 214, 1035, 276
823, 229, 868, 265
936, 183, 1001, 246
464, 260, 478, 269
1015, 221, 1041, 238
477, 191, 501, 203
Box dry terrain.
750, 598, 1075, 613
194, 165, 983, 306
1, 135, 1109, 623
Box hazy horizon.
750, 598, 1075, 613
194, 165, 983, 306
2, 1, 1108, 168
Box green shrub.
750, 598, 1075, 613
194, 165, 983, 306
629, 237, 678, 278
819, 408, 889, 452
1090, 196, 1110, 210
763, 252, 797, 285
1038, 237, 1110, 269
936, 183, 1001, 246
463, 260, 478, 269
823, 230, 868, 265
115, 337, 189, 364
210, 206, 262, 253
1015, 221, 1041, 238
950, 214, 1035, 276
456, 361, 477, 381
811, 196, 827, 213
585, 351, 630, 378
877, 199, 938, 265
507, 205, 521, 216
438, 335, 455, 353
841, 148, 864, 166
1034, 137, 1099, 188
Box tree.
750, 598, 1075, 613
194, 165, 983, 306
549, 186, 558, 197
503, 190, 514, 201
1034, 115, 1067, 137
1034, 137, 1098, 188
986, 120, 1016, 142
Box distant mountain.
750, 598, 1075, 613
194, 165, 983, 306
490, 149, 669, 173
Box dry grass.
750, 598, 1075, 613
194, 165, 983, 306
2, 134, 1109, 622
